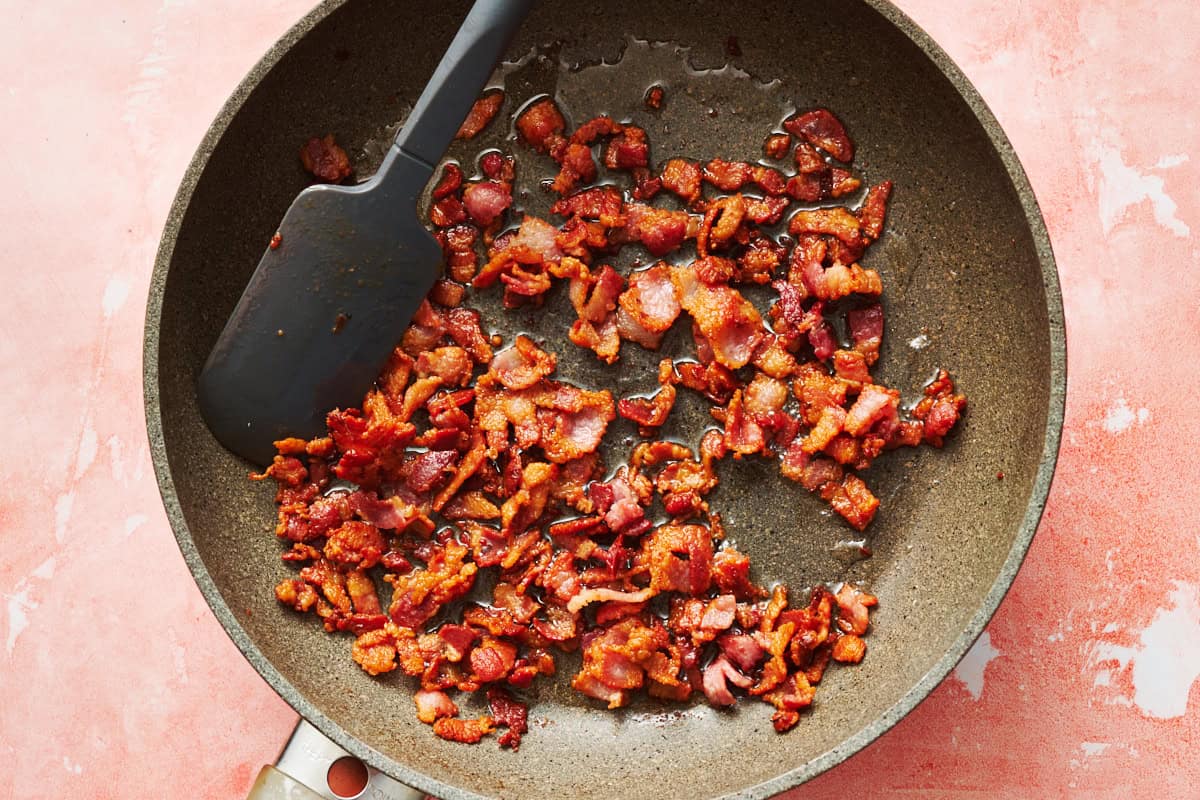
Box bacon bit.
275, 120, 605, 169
414, 689, 459, 724
352, 627, 399, 675
443, 224, 479, 283
783, 108, 854, 163
744, 195, 790, 226
644, 84, 665, 110
433, 716, 495, 744
616, 264, 682, 350
847, 303, 884, 365
463, 181, 513, 226
845, 384, 900, 437
299, 134, 352, 183
324, 521, 385, 569
645, 524, 714, 595
604, 126, 650, 170
702, 158, 753, 191
858, 181, 893, 241
551, 142, 598, 194
788, 207, 862, 245
702, 655, 754, 707
516, 98, 565, 152
566, 587, 657, 615
763, 132, 791, 160
386, 541, 477, 629
618, 359, 679, 432
785, 173, 821, 203
833, 349, 871, 388
433, 163, 464, 199
835, 584, 877, 635
661, 158, 702, 204
429, 279, 466, 309
822, 474, 879, 530
912, 368, 967, 446
734, 234, 785, 284
487, 688, 529, 750
674, 264, 763, 369
832, 633, 866, 663
551, 186, 626, 227
456, 90, 504, 139
697, 194, 746, 255
624, 202, 694, 256
830, 168, 862, 198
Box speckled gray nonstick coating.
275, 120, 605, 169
143, 1, 1065, 798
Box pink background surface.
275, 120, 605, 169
2, 1, 1197, 798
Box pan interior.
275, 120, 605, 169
149, 1, 1060, 798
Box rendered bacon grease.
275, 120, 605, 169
271, 91, 965, 747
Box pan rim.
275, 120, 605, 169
143, 1, 1065, 797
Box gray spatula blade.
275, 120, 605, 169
197, 0, 533, 467
197, 148, 440, 466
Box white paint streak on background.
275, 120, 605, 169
1100, 396, 1150, 434
1089, 581, 1200, 719
1085, 132, 1190, 237
954, 631, 1000, 700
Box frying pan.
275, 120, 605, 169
144, 1, 1065, 798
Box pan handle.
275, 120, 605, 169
392, 0, 536, 168
246, 719, 427, 800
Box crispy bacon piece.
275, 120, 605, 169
618, 359, 678, 432
661, 158, 702, 204
645, 524, 713, 595
702, 158, 753, 192
536, 386, 616, 463
299, 134, 352, 183
702, 654, 754, 706
844, 384, 900, 437
616, 264, 681, 350
551, 142, 597, 194
624, 203, 694, 256
697, 194, 746, 255
352, 627, 400, 675
324, 521, 385, 569
456, 90, 504, 139
433, 716, 496, 744
784, 108, 854, 163
912, 369, 967, 446
674, 264, 763, 369
847, 303, 884, 365
387, 540, 478, 629
414, 689, 459, 723
491, 336, 556, 390
433, 163, 464, 199
763, 132, 791, 160
516, 98, 565, 152
821, 474, 880, 530
443, 224, 479, 283
604, 126, 649, 170
788, 207, 862, 246
487, 688, 529, 750
858, 181, 893, 241
463, 181, 513, 227
832, 633, 866, 663
551, 186, 626, 227
835, 584, 878, 635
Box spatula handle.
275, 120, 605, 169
392, 0, 535, 168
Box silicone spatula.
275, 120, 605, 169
197, 0, 534, 466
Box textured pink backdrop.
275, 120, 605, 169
2, 1, 1197, 798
